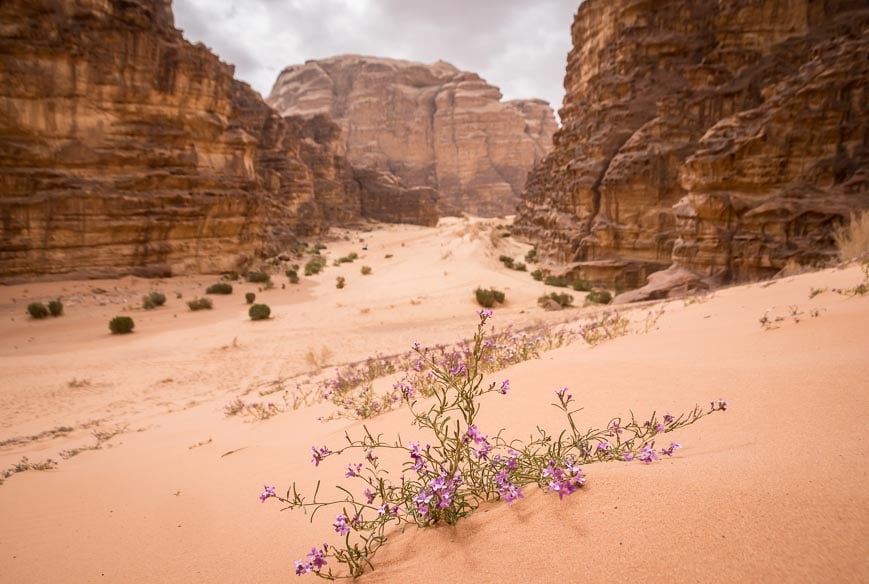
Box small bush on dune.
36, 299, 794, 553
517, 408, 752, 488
514, 262, 527, 272
48, 300, 63, 317
525, 246, 537, 263
27, 303, 49, 319
835, 211, 869, 261
109, 316, 134, 334
544, 276, 570, 288
475, 287, 505, 308
246, 271, 271, 284
571, 279, 592, 292
336, 276, 346, 289
246, 292, 256, 304
286, 268, 300, 284
142, 292, 166, 310
206, 282, 233, 295
586, 290, 613, 305
249, 304, 271, 321
531, 269, 545, 282
539, 292, 573, 309
361, 266, 372, 275
187, 297, 213, 311
305, 257, 326, 276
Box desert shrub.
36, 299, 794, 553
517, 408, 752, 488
313, 243, 327, 253
187, 297, 213, 311
525, 246, 537, 263
305, 257, 326, 276
246, 292, 256, 304
834, 211, 869, 261
262, 312, 728, 579
245, 271, 271, 284
586, 290, 613, 305
206, 282, 233, 295
539, 292, 573, 309
361, 265, 372, 275
142, 292, 166, 310
571, 279, 593, 292
531, 269, 545, 282
249, 304, 271, 321
286, 268, 300, 284
27, 302, 49, 319
498, 255, 515, 269
544, 276, 569, 287
336, 276, 346, 289
48, 299, 63, 317
108, 316, 134, 334
514, 262, 527, 272
475, 287, 505, 308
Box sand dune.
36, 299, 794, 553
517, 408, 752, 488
1, 218, 867, 583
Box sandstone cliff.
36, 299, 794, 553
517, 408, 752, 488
515, 0, 869, 289
267, 55, 557, 217
0, 0, 359, 280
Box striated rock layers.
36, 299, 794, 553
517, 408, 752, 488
0, 0, 363, 280
267, 55, 558, 217
515, 0, 869, 289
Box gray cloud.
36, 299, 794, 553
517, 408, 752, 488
172, 0, 579, 114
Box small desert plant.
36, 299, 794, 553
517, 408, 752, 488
474, 287, 505, 308
187, 297, 213, 311
525, 246, 537, 263
246, 271, 271, 284
571, 279, 592, 292
27, 302, 49, 319
544, 276, 570, 287
336, 277, 346, 289
246, 292, 256, 304
313, 243, 327, 253
539, 292, 573, 309
586, 290, 613, 305
287, 268, 300, 284
206, 282, 233, 295
142, 292, 166, 310
47, 299, 63, 317
109, 316, 134, 334
305, 257, 326, 276
262, 312, 728, 578
531, 269, 545, 282
498, 255, 515, 269
361, 265, 372, 275
249, 304, 271, 321
513, 262, 527, 272
834, 211, 869, 261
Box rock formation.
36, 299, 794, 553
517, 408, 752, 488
515, 0, 869, 290
0, 0, 360, 280
267, 55, 557, 217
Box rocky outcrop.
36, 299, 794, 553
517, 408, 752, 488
267, 55, 557, 217
0, 0, 359, 280
353, 169, 438, 227
515, 0, 869, 288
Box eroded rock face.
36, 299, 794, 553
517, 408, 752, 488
515, 0, 869, 286
0, 0, 357, 280
267, 55, 557, 217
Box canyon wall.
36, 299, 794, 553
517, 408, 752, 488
267, 55, 558, 217
0, 0, 358, 280
515, 0, 869, 288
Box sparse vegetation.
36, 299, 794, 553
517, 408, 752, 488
475, 287, 506, 308
525, 246, 537, 263
834, 210, 869, 261
249, 304, 271, 321
142, 292, 166, 310
206, 282, 233, 295
538, 292, 574, 309
305, 346, 334, 370
27, 302, 49, 319
531, 269, 546, 282
585, 290, 613, 305
246, 271, 271, 284
187, 297, 213, 311
305, 257, 327, 276
109, 316, 135, 335
48, 299, 64, 317
246, 292, 256, 304
336, 276, 346, 289
544, 276, 570, 287
287, 268, 300, 284
571, 279, 592, 292
361, 265, 372, 275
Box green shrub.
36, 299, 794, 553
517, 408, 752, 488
249, 304, 271, 321
514, 262, 527, 272
361, 266, 372, 275
305, 257, 326, 276
187, 297, 213, 311
313, 243, 327, 253
538, 292, 573, 309
109, 316, 134, 334
531, 269, 545, 282
498, 255, 514, 269
48, 299, 63, 317
571, 279, 592, 292
287, 269, 300, 284
206, 282, 233, 295
27, 303, 49, 319
525, 247, 537, 263
474, 287, 505, 308
245, 292, 256, 304
544, 276, 569, 288
245, 271, 271, 284
586, 290, 613, 305
492, 289, 506, 304
142, 292, 166, 309
336, 276, 346, 289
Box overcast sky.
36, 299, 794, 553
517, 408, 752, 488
173, 0, 579, 114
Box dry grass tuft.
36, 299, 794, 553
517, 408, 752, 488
835, 211, 869, 262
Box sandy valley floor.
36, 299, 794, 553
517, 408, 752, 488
1, 217, 867, 583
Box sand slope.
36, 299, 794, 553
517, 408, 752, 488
1, 219, 867, 583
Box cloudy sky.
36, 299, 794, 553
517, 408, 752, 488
173, 0, 579, 114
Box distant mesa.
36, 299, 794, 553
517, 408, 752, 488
514, 0, 869, 296
267, 55, 558, 218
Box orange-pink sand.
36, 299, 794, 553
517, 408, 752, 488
1, 219, 867, 583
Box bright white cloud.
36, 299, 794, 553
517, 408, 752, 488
172, 0, 579, 113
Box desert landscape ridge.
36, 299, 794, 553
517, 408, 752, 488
1, 0, 868, 582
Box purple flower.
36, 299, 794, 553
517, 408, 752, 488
499, 379, 510, 395
412, 341, 421, 351
622, 451, 634, 462
294, 561, 311, 576
663, 413, 675, 424
637, 444, 659, 464
596, 442, 612, 455
363, 488, 375, 505
307, 545, 328, 570
542, 457, 585, 500
713, 398, 729, 412
259, 485, 276, 503
609, 420, 623, 435
661, 442, 682, 457
478, 308, 493, 319
344, 463, 362, 478
311, 445, 330, 467
333, 514, 350, 536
